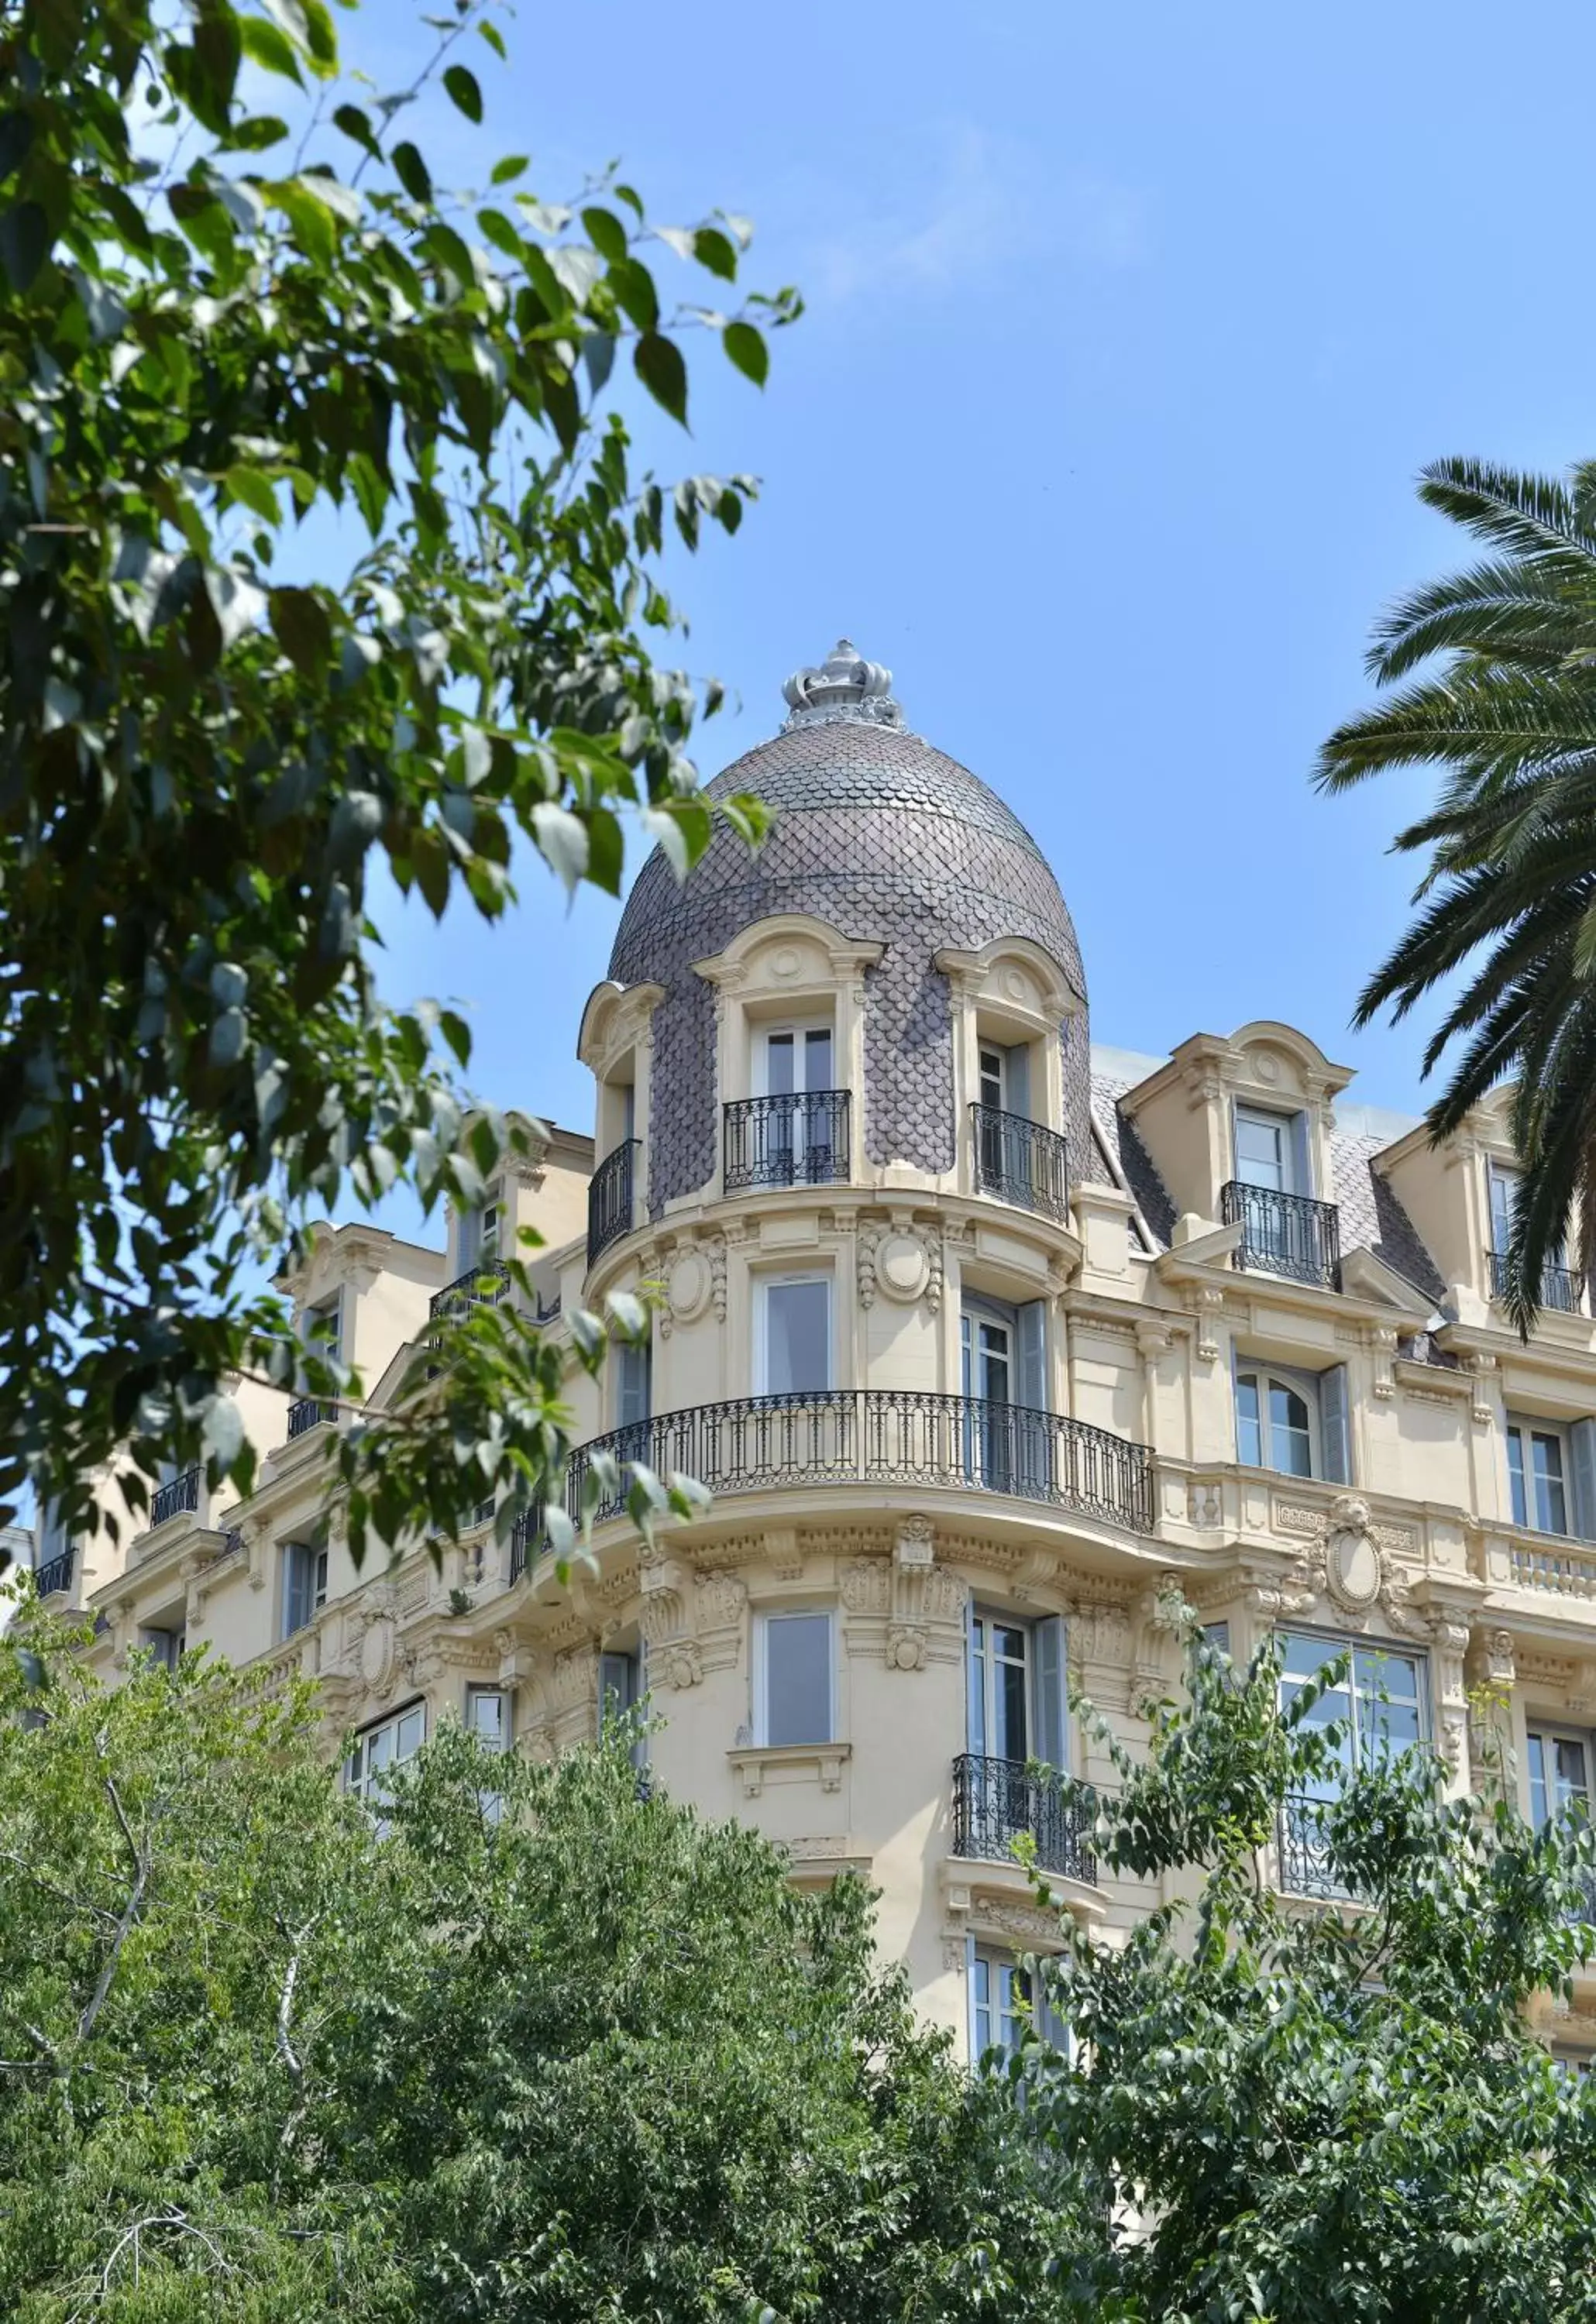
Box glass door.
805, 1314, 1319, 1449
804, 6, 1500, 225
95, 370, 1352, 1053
762, 1025, 835, 1182
961, 1307, 1013, 1490
968, 1611, 1030, 1762
1529, 1731, 1590, 1827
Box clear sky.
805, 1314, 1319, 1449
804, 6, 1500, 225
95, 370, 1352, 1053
361, 0, 1596, 1219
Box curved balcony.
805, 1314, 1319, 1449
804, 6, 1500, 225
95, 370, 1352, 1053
287, 1396, 332, 1442
1221, 1180, 1340, 1291
724, 1091, 851, 1192
429, 1257, 511, 1322
587, 1137, 640, 1269
970, 1105, 1069, 1224
952, 1752, 1096, 1882
1488, 1248, 1587, 1316
538, 1390, 1154, 1539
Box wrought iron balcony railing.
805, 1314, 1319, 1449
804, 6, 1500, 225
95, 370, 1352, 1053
970, 1105, 1070, 1223
151, 1466, 201, 1529
287, 1396, 333, 1441
508, 1501, 546, 1583
429, 1257, 511, 1322
1277, 1790, 1357, 1900
526, 1390, 1154, 1542
1488, 1248, 1587, 1315
587, 1137, 640, 1269
723, 1090, 851, 1192
34, 1546, 75, 1599
951, 1752, 1097, 1882
1221, 1180, 1341, 1290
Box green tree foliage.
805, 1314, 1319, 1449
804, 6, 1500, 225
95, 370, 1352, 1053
0, 1616, 1073, 2321
1022, 1613, 1596, 2322
0, 0, 798, 1559
1317, 458, 1596, 1333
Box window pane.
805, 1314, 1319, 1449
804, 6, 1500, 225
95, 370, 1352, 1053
1235, 1111, 1285, 1191
1529, 1733, 1551, 1828
765, 1281, 829, 1394
967, 1615, 987, 1755
1534, 1434, 1568, 1535
804, 1028, 833, 1090
765, 1613, 831, 1745
979, 1048, 1003, 1109
765, 1032, 795, 1095
469, 1690, 507, 1748
1270, 1382, 1313, 1477
397, 1707, 425, 1760
1236, 1373, 1262, 1466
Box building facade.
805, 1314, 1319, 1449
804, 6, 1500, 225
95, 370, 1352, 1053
40, 639, 1596, 2062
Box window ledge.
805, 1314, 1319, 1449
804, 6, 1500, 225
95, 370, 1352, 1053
728, 1741, 851, 1798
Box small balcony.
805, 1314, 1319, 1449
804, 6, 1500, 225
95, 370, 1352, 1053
287, 1396, 333, 1442
34, 1545, 75, 1600
1488, 1248, 1587, 1315
951, 1752, 1096, 1882
1276, 1791, 1359, 1901
723, 1090, 851, 1193
970, 1105, 1070, 1224
587, 1137, 640, 1269
429, 1257, 511, 1325
1221, 1180, 1341, 1291
555, 1390, 1156, 1537
150, 1465, 201, 1530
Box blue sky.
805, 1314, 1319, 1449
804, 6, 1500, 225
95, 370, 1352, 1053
359, 0, 1596, 1198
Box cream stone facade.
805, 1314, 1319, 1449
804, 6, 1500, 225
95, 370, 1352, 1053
35, 641, 1596, 2064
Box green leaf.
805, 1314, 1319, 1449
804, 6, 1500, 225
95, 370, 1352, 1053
608, 255, 659, 332
270, 180, 337, 270
478, 16, 506, 57
269, 586, 332, 676
442, 64, 483, 122
634, 331, 687, 425
391, 142, 432, 204
333, 102, 381, 160
722, 320, 768, 387
490, 153, 528, 184
239, 15, 304, 84
476, 207, 523, 263
301, 0, 338, 70
224, 466, 280, 524
583, 205, 628, 265
693, 225, 738, 280
0, 202, 48, 293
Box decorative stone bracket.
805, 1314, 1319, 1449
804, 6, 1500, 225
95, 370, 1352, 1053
838, 1514, 968, 1670
728, 1741, 851, 1798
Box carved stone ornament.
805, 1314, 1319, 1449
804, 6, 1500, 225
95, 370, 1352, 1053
1323, 1495, 1383, 1613
359, 1612, 397, 1693
655, 1638, 703, 1691
666, 1245, 712, 1332
1188, 1481, 1224, 1530
781, 638, 904, 731
1280, 1494, 1428, 1638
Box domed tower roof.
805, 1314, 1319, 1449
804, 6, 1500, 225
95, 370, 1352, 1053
609, 641, 1089, 1212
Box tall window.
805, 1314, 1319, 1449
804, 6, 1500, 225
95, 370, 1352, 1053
466, 1686, 511, 1752
345, 1702, 425, 1827
617, 1332, 652, 1435
458, 1194, 500, 1272
759, 1023, 834, 1098
756, 1611, 834, 1747
1487, 1160, 1518, 1261
966, 1610, 1066, 1765
972, 1951, 1030, 2060
302, 1289, 342, 1356
757, 1023, 837, 1182
282, 1539, 327, 1638
36, 1502, 71, 1569
1234, 1363, 1350, 1483
1508, 1418, 1569, 1535
759, 1276, 831, 1396
1529, 1730, 1590, 1830
1278, 1631, 1426, 1785
961, 1298, 1047, 1490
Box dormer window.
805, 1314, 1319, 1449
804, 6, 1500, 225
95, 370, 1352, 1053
302, 1289, 342, 1359
1225, 1105, 1340, 1289
725, 1018, 847, 1191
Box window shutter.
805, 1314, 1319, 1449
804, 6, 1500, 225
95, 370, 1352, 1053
284, 1545, 306, 1636
1031, 1961, 1070, 2054
458, 1203, 481, 1270
1033, 1614, 1068, 1771
1571, 1419, 1596, 1543
1016, 1300, 1047, 1411
1319, 1363, 1352, 1484
1288, 1109, 1313, 1198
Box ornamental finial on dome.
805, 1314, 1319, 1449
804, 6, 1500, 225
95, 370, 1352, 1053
780, 638, 903, 731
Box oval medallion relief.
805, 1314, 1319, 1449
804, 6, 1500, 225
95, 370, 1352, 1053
877, 1231, 930, 1303
360, 1612, 397, 1692
668, 1247, 711, 1325
1326, 1525, 1381, 1612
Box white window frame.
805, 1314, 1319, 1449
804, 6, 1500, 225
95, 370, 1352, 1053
343, 1700, 426, 1811
752, 1608, 836, 1748
1276, 1627, 1430, 1770
1526, 1725, 1591, 1830
970, 1946, 1030, 2062
755, 1270, 833, 1397
1234, 1363, 1322, 1479
1233, 1102, 1305, 1197
754, 1016, 836, 1098
1486, 1160, 1519, 1259
466, 1685, 512, 1752
1506, 1413, 1571, 1537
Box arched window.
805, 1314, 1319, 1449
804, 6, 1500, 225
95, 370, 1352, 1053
1235, 1367, 1316, 1477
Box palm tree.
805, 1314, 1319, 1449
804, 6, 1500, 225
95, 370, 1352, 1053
1317, 456, 1596, 1334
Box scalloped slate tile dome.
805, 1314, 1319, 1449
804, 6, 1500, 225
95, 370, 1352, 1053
609, 642, 1089, 1212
